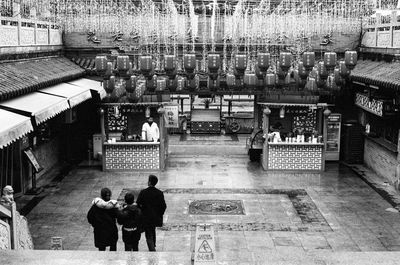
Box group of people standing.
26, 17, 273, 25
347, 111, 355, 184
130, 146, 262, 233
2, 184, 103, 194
87, 175, 166, 251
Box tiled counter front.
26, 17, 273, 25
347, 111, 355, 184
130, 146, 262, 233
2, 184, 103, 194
267, 143, 324, 171
104, 142, 160, 170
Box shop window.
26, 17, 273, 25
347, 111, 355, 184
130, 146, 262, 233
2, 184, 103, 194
367, 113, 398, 146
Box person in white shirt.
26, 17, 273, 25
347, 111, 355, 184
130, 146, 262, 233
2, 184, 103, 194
142, 117, 159, 142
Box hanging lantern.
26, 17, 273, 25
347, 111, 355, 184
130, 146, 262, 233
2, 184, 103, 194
125, 75, 137, 93
345, 51, 357, 70
226, 73, 236, 88
156, 77, 167, 91
339, 60, 350, 78
302, 52, 315, 71
95, 55, 108, 76
265, 73, 276, 88
306, 78, 317, 91
257, 53, 270, 72
255, 64, 263, 79
208, 53, 220, 73
244, 73, 257, 89
140, 55, 153, 73
334, 69, 342, 86
276, 62, 286, 79
234, 54, 247, 73
104, 62, 113, 79
279, 52, 292, 72
117, 55, 130, 75
183, 54, 196, 73
127, 62, 133, 76
317, 62, 328, 80
326, 74, 339, 91
177, 77, 186, 91
164, 55, 176, 72
298, 62, 308, 79
103, 76, 115, 94
145, 107, 151, 118
324, 52, 337, 71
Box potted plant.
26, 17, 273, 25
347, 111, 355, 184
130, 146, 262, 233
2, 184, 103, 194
202, 98, 211, 109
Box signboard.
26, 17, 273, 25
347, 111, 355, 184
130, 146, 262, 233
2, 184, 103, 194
23, 148, 43, 173
355, 93, 384, 117
194, 224, 216, 264
164, 104, 179, 128
50, 237, 63, 250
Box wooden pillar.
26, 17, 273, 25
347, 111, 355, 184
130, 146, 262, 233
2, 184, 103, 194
253, 95, 259, 130
395, 129, 400, 190
158, 107, 166, 171
99, 108, 106, 171
261, 107, 271, 170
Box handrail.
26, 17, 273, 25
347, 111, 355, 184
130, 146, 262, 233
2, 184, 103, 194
0, 202, 18, 249
362, 10, 400, 48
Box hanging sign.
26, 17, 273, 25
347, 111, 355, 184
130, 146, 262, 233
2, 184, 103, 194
164, 104, 179, 128
355, 93, 384, 117
24, 148, 43, 173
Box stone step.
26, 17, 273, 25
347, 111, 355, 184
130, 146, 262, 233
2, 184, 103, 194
2, 249, 400, 265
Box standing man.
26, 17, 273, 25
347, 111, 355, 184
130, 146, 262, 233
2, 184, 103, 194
136, 175, 167, 251
87, 188, 118, 251
117, 191, 143, 251
141, 116, 159, 142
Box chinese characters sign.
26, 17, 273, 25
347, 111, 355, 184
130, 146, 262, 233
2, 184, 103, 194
164, 105, 179, 128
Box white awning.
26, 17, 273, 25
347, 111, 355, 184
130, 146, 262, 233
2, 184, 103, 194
0, 109, 33, 148
0, 92, 70, 125
39, 83, 92, 108
67, 78, 106, 99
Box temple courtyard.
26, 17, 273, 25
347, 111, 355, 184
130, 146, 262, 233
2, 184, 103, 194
3, 136, 398, 264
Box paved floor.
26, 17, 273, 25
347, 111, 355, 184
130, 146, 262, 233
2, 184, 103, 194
20, 135, 400, 263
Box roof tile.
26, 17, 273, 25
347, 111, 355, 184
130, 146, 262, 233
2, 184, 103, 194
0, 57, 85, 102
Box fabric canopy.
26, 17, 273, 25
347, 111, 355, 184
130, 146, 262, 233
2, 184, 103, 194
67, 78, 106, 99
0, 92, 70, 125
0, 109, 33, 148
39, 83, 92, 108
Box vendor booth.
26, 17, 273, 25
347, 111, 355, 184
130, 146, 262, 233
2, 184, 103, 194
100, 103, 173, 171
255, 100, 333, 172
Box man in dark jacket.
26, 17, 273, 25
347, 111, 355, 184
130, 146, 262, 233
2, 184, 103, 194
117, 191, 143, 251
87, 188, 118, 251
136, 175, 167, 251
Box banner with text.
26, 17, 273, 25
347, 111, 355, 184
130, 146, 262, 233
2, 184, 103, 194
164, 104, 179, 128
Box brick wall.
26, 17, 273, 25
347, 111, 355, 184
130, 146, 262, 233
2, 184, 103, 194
105, 144, 159, 170
364, 138, 397, 184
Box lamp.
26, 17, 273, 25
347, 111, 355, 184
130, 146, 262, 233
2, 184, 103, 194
279, 106, 285, 118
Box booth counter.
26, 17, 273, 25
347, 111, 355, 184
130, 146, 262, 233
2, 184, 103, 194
104, 142, 160, 170
266, 142, 324, 171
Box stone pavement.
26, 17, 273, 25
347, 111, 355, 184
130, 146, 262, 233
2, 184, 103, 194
10, 135, 400, 263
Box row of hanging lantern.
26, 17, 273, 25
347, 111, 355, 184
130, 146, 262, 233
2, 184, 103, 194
95, 50, 357, 98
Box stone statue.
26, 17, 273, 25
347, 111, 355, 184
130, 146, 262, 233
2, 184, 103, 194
0, 185, 14, 207
0, 185, 33, 249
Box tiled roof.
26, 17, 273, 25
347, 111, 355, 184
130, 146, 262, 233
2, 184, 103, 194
0, 57, 85, 102
350, 59, 400, 90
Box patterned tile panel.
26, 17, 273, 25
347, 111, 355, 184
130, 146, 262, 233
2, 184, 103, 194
105, 145, 159, 170
268, 145, 323, 171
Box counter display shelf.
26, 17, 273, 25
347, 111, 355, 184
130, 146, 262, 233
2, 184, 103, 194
266, 142, 324, 171
104, 141, 160, 171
